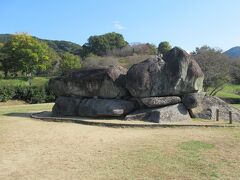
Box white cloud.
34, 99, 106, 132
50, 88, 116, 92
113, 21, 125, 30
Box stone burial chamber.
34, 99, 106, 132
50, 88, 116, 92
49, 47, 240, 123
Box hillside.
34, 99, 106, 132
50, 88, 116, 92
224, 46, 240, 58
0, 34, 13, 43
0, 34, 82, 56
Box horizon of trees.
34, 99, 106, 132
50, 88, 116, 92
0, 32, 240, 96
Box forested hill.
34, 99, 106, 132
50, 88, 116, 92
0, 34, 82, 56
0, 34, 12, 43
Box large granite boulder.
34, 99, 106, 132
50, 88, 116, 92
165, 47, 204, 94
49, 65, 128, 98
182, 93, 205, 109
52, 96, 82, 116
141, 96, 181, 108
189, 95, 240, 121
78, 98, 136, 117
125, 103, 191, 123
49, 47, 221, 124
126, 47, 204, 97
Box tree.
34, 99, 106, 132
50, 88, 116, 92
158, 41, 172, 58
36, 47, 61, 76
83, 32, 128, 56
106, 43, 157, 57
81, 44, 92, 59
82, 54, 118, 69
192, 46, 230, 95
132, 43, 157, 55
0, 33, 52, 77
0, 34, 83, 58
0, 42, 16, 77
59, 52, 81, 73
0, 43, 7, 77
45, 40, 82, 56
230, 59, 240, 84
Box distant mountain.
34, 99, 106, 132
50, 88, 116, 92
224, 46, 240, 58
0, 34, 82, 56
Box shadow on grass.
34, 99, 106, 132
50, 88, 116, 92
4, 112, 33, 118
4, 111, 117, 120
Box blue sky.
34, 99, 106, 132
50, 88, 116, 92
1, 0, 240, 51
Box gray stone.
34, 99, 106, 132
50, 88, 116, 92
126, 47, 204, 97
141, 96, 181, 108
49, 65, 128, 98
182, 93, 205, 109
165, 48, 204, 94
52, 96, 82, 116
125, 103, 191, 123
48, 78, 68, 97
77, 98, 136, 117
190, 95, 240, 121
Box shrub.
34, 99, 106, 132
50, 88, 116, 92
235, 89, 240, 96
82, 55, 118, 69
0, 86, 16, 102
25, 86, 47, 103
45, 84, 56, 102
118, 54, 154, 68
0, 82, 56, 103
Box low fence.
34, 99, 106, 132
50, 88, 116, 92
216, 109, 233, 124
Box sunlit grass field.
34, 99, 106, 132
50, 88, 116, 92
0, 77, 49, 86
0, 103, 240, 179
214, 84, 240, 99
0, 102, 53, 115
232, 104, 240, 109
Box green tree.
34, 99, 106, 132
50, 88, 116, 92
83, 32, 128, 56
230, 59, 240, 84
132, 43, 157, 55
158, 41, 172, 58
0, 42, 15, 77
45, 40, 82, 56
81, 44, 92, 59
192, 46, 230, 95
0, 33, 52, 77
36, 47, 61, 76
59, 52, 81, 73
0, 43, 5, 76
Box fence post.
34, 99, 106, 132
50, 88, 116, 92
216, 109, 219, 121
229, 111, 232, 124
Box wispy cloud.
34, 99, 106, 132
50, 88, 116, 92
113, 21, 125, 30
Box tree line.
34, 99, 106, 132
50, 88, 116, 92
192, 46, 240, 95
0, 33, 82, 77
0, 33, 170, 76
0, 32, 239, 95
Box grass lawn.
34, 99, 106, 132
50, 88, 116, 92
214, 84, 240, 99
0, 77, 49, 86
232, 104, 240, 109
0, 103, 240, 179
0, 102, 54, 115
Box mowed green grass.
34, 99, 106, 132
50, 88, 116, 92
214, 84, 240, 98
0, 103, 240, 179
232, 104, 240, 109
0, 77, 49, 86
0, 102, 54, 116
